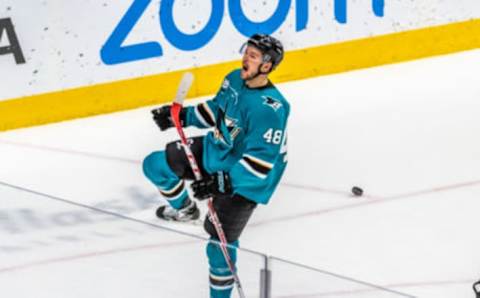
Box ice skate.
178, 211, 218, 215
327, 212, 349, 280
156, 198, 200, 222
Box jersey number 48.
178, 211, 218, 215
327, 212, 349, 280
263, 128, 288, 162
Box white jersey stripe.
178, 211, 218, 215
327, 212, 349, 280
194, 105, 211, 127
240, 159, 267, 179
243, 153, 274, 169
202, 103, 216, 125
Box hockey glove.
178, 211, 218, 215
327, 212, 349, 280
151, 105, 186, 131
191, 171, 233, 200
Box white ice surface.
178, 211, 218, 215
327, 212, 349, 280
1, 49, 480, 298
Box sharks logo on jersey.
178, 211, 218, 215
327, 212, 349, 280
225, 115, 241, 139
263, 96, 283, 111
221, 78, 230, 90
214, 109, 241, 144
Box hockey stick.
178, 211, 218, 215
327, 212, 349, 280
170, 72, 246, 298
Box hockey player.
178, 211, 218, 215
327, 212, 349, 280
143, 33, 289, 297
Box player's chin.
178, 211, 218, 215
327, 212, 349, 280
240, 69, 249, 80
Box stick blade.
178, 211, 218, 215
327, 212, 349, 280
174, 72, 194, 105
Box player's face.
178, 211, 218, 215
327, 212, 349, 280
241, 46, 264, 80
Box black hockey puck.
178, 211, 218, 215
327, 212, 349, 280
351, 186, 363, 197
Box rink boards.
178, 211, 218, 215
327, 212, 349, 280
1, 1, 479, 131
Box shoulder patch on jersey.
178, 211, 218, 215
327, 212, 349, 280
222, 78, 230, 90
262, 96, 283, 111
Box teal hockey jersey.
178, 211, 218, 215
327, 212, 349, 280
184, 69, 290, 204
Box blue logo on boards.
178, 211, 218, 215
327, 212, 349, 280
101, 0, 385, 65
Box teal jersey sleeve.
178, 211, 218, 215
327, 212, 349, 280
184, 97, 219, 129
183, 71, 238, 129
185, 97, 218, 128
229, 97, 289, 204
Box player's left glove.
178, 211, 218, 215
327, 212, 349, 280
151, 105, 186, 131
191, 171, 232, 200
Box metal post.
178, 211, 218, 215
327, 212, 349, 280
260, 256, 271, 298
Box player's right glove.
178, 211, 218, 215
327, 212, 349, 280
151, 105, 186, 131
191, 171, 233, 200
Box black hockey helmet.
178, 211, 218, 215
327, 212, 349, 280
246, 34, 284, 71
